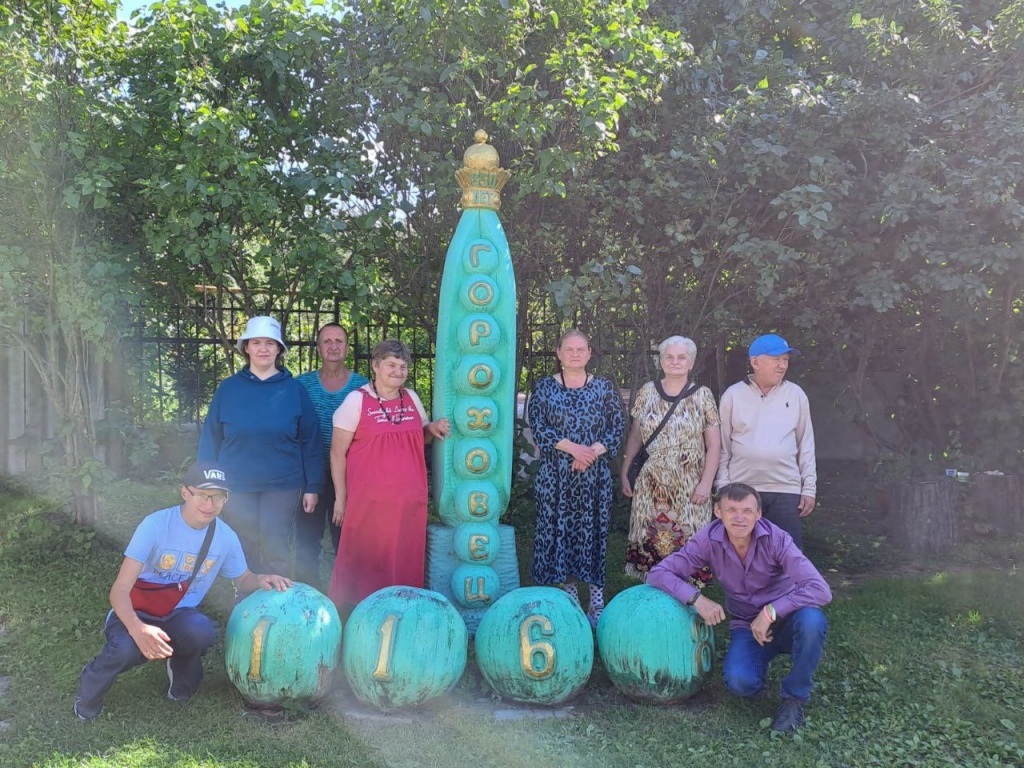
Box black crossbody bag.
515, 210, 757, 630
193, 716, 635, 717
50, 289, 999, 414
626, 382, 699, 487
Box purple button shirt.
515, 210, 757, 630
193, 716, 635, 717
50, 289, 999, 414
648, 519, 831, 630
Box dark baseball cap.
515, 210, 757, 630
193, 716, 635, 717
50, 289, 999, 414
182, 462, 230, 492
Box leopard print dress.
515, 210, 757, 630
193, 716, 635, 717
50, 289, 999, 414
528, 375, 624, 588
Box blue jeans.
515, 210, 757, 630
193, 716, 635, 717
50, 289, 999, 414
723, 607, 828, 702
759, 492, 804, 550
76, 609, 218, 715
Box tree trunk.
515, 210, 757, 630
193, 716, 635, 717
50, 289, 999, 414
965, 474, 1022, 536
889, 479, 960, 555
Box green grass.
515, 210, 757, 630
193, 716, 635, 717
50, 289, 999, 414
1, 480, 1022, 767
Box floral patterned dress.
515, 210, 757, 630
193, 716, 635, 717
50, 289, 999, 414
625, 381, 720, 581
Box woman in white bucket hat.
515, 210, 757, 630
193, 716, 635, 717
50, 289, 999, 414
198, 316, 324, 579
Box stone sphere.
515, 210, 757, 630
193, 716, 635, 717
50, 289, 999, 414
343, 586, 468, 710
225, 583, 342, 705
475, 586, 593, 705
596, 585, 714, 703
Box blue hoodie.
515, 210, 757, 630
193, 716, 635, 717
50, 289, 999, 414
198, 367, 324, 494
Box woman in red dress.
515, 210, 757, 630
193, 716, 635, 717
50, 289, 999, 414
328, 340, 450, 615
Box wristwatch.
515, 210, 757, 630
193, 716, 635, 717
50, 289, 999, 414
686, 592, 700, 606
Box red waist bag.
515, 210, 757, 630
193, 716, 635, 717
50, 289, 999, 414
129, 520, 216, 617
129, 580, 187, 617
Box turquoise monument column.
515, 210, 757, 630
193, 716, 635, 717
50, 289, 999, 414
426, 130, 520, 632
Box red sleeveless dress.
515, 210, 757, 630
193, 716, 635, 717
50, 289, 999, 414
328, 389, 428, 613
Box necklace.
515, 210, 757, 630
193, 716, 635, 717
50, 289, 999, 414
371, 383, 405, 425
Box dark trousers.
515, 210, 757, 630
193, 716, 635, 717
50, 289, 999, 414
293, 473, 341, 587
759, 492, 804, 550
225, 489, 302, 576
723, 607, 828, 702
76, 609, 217, 716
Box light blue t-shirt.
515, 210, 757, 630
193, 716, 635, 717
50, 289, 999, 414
125, 505, 248, 609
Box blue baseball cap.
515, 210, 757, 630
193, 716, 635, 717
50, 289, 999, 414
749, 334, 801, 358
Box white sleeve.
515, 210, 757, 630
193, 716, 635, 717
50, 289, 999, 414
405, 388, 429, 424
332, 389, 365, 432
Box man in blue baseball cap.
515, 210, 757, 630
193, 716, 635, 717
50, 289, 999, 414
717, 334, 817, 549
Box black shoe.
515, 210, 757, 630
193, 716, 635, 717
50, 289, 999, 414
166, 659, 192, 702
770, 697, 805, 732
74, 698, 101, 721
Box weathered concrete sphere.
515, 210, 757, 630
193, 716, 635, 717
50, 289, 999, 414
596, 585, 714, 703
225, 583, 342, 705
475, 586, 593, 705
343, 586, 468, 710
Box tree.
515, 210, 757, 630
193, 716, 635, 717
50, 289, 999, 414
0, 0, 132, 523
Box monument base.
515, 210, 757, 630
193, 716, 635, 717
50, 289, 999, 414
425, 523, 520, 634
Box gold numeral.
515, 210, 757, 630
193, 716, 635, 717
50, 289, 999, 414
519, 615, 556, 680
372, 614, 399, 680
248, 616, 271, 682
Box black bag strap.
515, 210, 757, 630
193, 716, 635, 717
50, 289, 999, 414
640, 381, 700, 452
181, 519, 217, 593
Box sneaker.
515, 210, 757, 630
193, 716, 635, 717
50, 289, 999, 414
770, 697, 805, 732
586, 608, 603, 629
166, 659, 191, 702
74, 698, 101, 721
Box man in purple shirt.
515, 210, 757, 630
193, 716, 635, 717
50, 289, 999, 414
648, 482, 831, 732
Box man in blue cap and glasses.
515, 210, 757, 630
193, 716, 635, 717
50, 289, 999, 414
717, 334, 816, 550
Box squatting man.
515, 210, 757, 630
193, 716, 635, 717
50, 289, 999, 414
74, 462, 291, 720
649, 482, 831, 732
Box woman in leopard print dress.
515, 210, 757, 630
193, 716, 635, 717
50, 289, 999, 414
528, 330, 624, 626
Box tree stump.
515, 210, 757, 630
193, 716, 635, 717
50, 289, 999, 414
889, 479, 961, 555
965, 474, 1022, 536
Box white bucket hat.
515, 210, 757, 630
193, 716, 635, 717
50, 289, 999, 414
236, 316, 287, 353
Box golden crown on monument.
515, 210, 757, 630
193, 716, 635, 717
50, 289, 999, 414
456, 130, 511, 211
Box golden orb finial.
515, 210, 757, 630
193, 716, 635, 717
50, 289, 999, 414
456, 129, 511, 210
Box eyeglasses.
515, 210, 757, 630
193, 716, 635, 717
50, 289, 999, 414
185, 487, 229, 505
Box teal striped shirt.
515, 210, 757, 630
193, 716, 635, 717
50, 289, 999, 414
296, 369, 370, 461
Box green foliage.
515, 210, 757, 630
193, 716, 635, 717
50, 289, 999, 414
0, 0, 135, 523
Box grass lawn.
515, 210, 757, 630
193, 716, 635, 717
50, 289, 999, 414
0, 477, 1022, 767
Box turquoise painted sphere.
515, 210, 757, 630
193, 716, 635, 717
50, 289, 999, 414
452, 395, 500, 437
475, 586, 593, 705
449, 563, 500, 609
442, 479, 503, 526
455, 354, 501, 396
343, 586, 468, 710
453, 522, 500, 565
459, 275, 499, 312
453, 437, 498, 480
224, 583, 342, 705
596, 585, 715, 703
461, 238, 499, 273
457, 314, 501, 354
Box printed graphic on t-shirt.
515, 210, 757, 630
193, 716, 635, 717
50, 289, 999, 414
369, 404, 417, 425
154, 550, 218, 582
